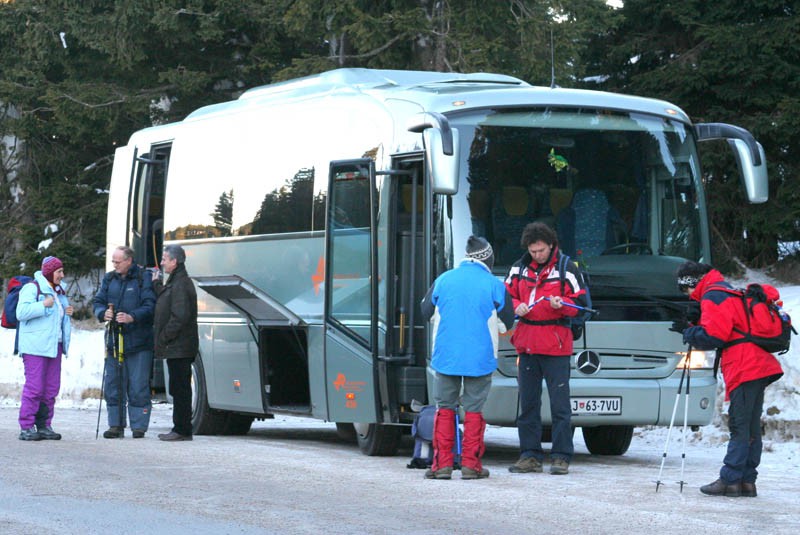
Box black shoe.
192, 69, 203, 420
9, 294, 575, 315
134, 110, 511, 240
741, 482, 757, 497
700, 478, 741, 497
103, 426, 124, 439
158, 431, 192, 441
132, 429, 145, 439
19, 427, 42, 441
36, 425, 62, 440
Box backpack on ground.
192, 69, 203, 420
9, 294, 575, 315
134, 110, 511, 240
2, 275, 34, 329
557, 254, 593, 341
407, 404, 436, 469
712, 282, 795, 355
406, 403, 463, 469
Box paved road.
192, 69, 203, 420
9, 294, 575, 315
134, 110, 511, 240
1, 405, 797, 534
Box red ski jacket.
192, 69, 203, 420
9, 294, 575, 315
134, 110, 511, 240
504, 247, 587, 356
683, 270, 783, 400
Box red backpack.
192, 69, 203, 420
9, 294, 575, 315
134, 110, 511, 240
711, 283, 794, 355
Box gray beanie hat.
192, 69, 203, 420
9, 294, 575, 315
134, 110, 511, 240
466, 236, 494, 269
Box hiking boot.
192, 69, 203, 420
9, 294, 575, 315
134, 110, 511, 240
132, 429, 145, 439
700, 478, 741, 497
550, 458, 570, 475
158, 431, 192, 442
461, 466, 490, 480
36, 425, 62, 440
508, 456, 543, 473
103, 426, 124, 439
19, 427, 42, 441
741, 482, 757, 498
424, 466, 453, 480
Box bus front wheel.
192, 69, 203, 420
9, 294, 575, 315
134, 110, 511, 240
353, 423, 401, 456
582, 425, 634, 455
191, 357, 227, 435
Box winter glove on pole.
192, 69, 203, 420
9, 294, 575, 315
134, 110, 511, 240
669, 318, 690, 334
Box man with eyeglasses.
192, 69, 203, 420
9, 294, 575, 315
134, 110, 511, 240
93, 246, 156, 439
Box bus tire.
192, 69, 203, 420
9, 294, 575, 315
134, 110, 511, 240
222, 414, 254, 435
582, 425, 634, 455
353, 423, 401, 456
191, 357, 227, 435
335, 422, 357, 442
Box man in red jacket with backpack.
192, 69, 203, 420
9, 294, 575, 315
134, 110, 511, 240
676, 261, 784, 497
505, 222, 588, 476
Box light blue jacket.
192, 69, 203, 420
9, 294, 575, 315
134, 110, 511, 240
16, 271, 72, 358
420, 259, 514, 377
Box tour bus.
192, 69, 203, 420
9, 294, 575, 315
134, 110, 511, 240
107, 68, 769, 456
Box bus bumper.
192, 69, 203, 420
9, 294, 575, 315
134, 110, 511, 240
483, 370, 717, 428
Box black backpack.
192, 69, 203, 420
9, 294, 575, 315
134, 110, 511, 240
557, 254, 593, 341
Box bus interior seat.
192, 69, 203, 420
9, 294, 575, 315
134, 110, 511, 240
548, 188, 573, 220
492, 186, 536, 265
401, 184, 423, 214
468, 189, 490, 236
532, 187, 573, 229
556, 188, 625, 258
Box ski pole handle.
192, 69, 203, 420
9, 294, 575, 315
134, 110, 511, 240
543, 297, 598, 315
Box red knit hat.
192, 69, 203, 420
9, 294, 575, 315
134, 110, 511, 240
42, 256, 63, 282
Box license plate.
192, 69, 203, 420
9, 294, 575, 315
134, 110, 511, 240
570, 397, 621, 415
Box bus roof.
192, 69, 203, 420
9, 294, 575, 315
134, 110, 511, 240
181, 68, 692, 125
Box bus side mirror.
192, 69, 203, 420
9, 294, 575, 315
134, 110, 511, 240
423, 128, 460, 195
408, 112, 460, 195
728, 139, 768, 203
695, 122, 768, 204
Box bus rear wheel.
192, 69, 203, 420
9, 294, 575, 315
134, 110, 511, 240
582, 425, 634, 455
353, 423, 401, 456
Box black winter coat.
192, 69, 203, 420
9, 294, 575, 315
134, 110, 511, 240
153, 263, 198, 359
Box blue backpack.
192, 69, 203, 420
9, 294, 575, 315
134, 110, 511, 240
407, 405, 435, 469
2, 275, 40, 354
2, 275, 34, 329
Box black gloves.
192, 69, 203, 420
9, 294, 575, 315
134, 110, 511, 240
669, 318, 690, 334
685, 303, 701, 324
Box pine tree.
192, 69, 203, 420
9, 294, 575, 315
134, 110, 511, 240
585, 0, 800, 268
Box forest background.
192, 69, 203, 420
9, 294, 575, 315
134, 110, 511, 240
1, 0, 798, 312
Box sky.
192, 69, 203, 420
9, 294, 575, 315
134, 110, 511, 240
1, 280, 798, 443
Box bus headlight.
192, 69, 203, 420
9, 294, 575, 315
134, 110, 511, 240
676, 349, 715, 369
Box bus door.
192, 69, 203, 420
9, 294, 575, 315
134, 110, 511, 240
323, 160, 381, 426
128, 144, 170, 268
386, 157, 429, 404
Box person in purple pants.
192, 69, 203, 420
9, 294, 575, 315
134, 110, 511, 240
16, 256, 73, 441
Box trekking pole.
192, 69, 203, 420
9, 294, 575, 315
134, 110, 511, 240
655, 346, 690, 492
95, 332, 109, 439
542, 297, 598, 315
678, 348, 692, 492
454, 409, 462, 471
117, 317, 125, 434
109, 304, 125, 434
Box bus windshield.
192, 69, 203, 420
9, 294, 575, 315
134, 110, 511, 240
448, 107, 710, 302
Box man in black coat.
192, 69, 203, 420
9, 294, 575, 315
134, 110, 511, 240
153, 244, 199, 441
